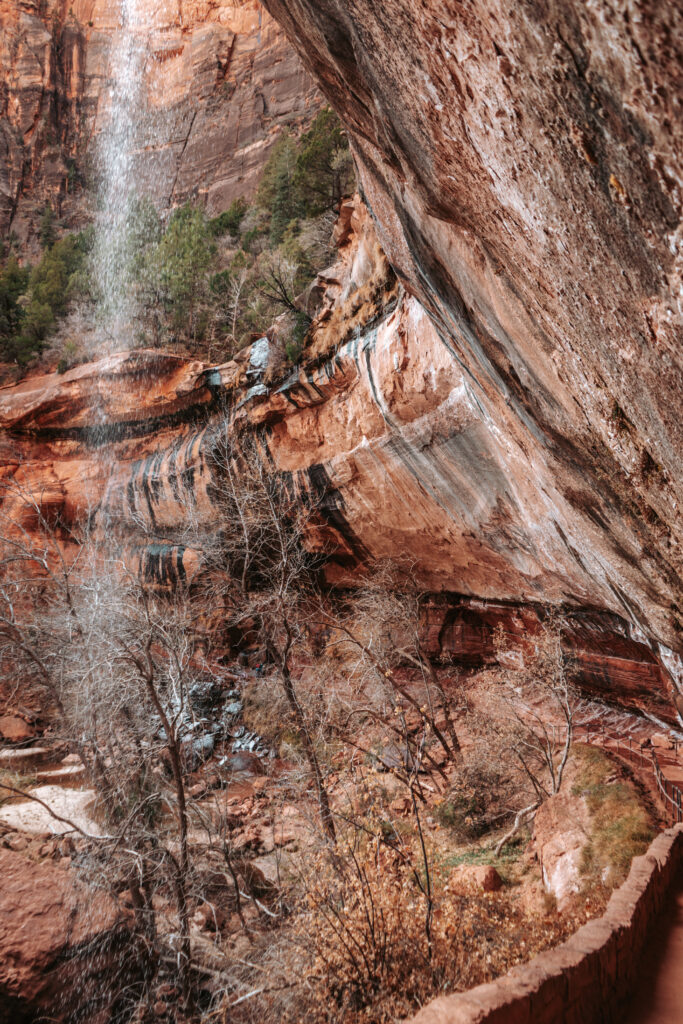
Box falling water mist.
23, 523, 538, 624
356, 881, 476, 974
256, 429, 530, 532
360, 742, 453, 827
92, 0, 147, 350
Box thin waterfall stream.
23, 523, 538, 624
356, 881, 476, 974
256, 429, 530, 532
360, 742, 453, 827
1, 1, 680, 1020
93, 0, 147, 348
0, 2, 151, 843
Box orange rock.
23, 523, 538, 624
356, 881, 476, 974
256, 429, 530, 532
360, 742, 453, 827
451, 863, 503, 893
0, 715, 35, 743
0, 849, 140, 1021
471, 865, 503, 892
1, 200, 679, 724
0, 1, 320, 246
264, 0, 683, 659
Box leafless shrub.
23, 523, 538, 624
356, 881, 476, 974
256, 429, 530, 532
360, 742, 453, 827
272, 805, 577, 1024
0, 474, 230, 1007
196, 432, 337, 843
467, 613, 579, 855
319, 563, 463, 794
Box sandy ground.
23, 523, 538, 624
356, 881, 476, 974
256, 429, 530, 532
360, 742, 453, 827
0, 785, 102, 835
626, 873, 683, 1023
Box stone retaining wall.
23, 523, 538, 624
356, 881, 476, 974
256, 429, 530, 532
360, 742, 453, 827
408, 824, 683, 1024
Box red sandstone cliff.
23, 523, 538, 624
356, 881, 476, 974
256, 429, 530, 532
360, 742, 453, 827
0, 0, 319, 245
0, 197, 679, 722
258, 0, 682, 658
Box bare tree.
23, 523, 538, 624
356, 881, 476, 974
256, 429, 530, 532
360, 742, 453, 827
258, 253, 309, 322
229, 266, 249, 347
319, 564, 463, 789
198, 431, 336, 843
0, 474, 223, 1007
471, 614, 578, 856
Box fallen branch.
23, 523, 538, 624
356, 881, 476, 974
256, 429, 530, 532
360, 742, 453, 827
494, 801, 539, 857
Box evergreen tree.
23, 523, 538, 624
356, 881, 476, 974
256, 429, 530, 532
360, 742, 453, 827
0, 256, 29, 357
39, 205, 57, 250
293, 108, 355, 214
140, 204, 217, 342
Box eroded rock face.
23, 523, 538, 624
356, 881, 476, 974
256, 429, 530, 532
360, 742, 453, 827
0, 0, 320, 244
533, 790, 591, 908
0, 349, 211, 434
259, 0, 682, 654
1, 197, 680, 718
0, 848, 137, 1022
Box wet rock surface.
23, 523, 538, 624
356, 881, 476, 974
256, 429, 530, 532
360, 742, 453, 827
260, 0, 682, 653
0, 784, 101, 836
1, 195, 680, 720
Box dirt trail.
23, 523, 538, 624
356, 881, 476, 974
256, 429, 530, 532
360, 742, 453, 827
625, 871, 683, 1023
574, 705, 683, 1022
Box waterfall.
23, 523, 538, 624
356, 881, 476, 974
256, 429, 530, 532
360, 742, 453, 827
92, 0, 147, 350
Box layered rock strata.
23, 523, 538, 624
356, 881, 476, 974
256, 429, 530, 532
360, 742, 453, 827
260, 0, 682, 655
0, 198, 679, 723
0, 0, 320, 244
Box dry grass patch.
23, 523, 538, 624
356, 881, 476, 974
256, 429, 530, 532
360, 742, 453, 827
278, 833, 580, 1024
572, 744, 655, 888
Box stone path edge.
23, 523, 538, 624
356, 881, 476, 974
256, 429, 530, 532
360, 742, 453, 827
406, 825, 683, 1024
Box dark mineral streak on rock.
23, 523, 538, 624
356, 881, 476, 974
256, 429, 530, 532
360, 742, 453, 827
262, 0, 683, 652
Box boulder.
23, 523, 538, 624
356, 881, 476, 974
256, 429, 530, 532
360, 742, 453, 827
0, 716, 35, 743
471, 864, 503, 893
451, 863, 503, 893
651, 732, 674, 750
192, 901, 229, 933
0, 849, 140, 1023
533, 791, 591, 908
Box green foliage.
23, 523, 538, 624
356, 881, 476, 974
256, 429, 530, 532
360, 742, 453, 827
438, 837, 526, 872
209, 198, 248, 238
56, 337, 80, 374
125, 196, 163, 258
572, 745, 654, 887
134, 203, 216, 342
0, 108, 354, 366
124, 110, 354, 357
0, 230, 92, 364
241, 226, 262, 254
285, 311, 311, 364
155, 205, 216, 326
39, 204, 57, 250
255, 109, 354, 243
293, 107, 355, 215
0, 256, 29, 345
256, 132, 299, 218
269, 162, 301, 245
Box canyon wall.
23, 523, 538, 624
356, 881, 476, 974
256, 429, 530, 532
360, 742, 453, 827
1, 198, 679, 721
1, 0, 681, 710
0, 0, 319, 246
256, 0, 682, 657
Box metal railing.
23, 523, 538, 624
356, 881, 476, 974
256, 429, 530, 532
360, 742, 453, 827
651, 749, 683, 827
581, 722, 683, 828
